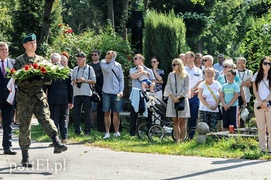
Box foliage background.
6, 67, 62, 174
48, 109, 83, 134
1, 0, 271, 85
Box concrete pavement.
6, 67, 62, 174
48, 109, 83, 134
0, 123, 271, 179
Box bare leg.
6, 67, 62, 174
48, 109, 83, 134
172, 117, 180, 142
104, 112, 111, 133
179, 118, 186, 141
91, 111, 97, 126
113, 112, 120, 133
149, 83, 155, 93
141, 82, 146, 91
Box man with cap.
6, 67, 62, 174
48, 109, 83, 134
71, 52, 96, 135
14, 33, 67, 167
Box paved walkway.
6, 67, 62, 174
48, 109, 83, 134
0, 121, 271, 180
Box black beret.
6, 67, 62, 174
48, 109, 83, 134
22, 33, 36, 44
76, 52, 86, 58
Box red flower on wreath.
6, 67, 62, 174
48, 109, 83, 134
10, 68, 16, 74
40, 66, 47, 74
127, 57, 132, 61
33, 63, 39, 69
24, 65, 30, 71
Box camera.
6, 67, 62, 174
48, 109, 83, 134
76, 79, 82, 88
77, 82, 82, 88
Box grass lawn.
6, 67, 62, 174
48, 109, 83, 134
25, 122, 271, 161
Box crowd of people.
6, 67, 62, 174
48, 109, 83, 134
1, 33, 271, 163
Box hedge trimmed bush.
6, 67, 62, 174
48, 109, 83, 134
143, 10, 187, 82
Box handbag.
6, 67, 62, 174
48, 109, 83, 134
174, 97, 185, 111
204, 81, 222, 120
90, 91, 101, 102
174, 74, 185, 112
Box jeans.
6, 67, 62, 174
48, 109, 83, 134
188, 95, 199, 139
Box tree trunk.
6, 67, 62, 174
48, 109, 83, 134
107, 0, 115, 31
144, 0, 149, 10
121, 0, 129, 40
40, 0, 54, 44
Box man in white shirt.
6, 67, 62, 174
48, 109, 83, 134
236, 57, 253, 127
185, 51, 203, 139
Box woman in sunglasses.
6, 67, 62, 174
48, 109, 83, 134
252, 56, 271, 154
165, 58, 190, 143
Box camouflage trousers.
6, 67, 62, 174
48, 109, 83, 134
16, 90, 58, 150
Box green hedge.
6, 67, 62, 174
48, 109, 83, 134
143, 10, 187, 83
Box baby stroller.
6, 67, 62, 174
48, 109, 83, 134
136, 92, 176, 142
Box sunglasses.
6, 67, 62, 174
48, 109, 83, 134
151, 61, 157, 63
263, 62, 271, 66
202, 59, 208, 62
172, 64, 179, 67
223, 66, 229, 68
107, 52, 113, 55
133, 57, 140, 61
92, 54, 98, 56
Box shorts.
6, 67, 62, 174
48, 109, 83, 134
102, 92, 120, 112
222, 106, 238, 128
140, 79, 153, 86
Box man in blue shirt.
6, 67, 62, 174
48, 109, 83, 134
129, 54, 155, 136
101, 51, 124, 139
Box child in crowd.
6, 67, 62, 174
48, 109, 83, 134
220, 69, 240, 130
137, 65, 155, 92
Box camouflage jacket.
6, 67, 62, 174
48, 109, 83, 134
14, 53, 51, 98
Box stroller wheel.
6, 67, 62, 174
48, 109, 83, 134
137, 122, 151, 139
148, 124, 165, 142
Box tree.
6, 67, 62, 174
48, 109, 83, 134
120, 0, 129, 40
11, 0, 45, 56
62, 0, 105, 34
0, 0, 18, 43
107, 0, 115, 31
40, 0, 55, 43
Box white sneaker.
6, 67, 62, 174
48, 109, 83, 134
113, 132, 120, 137
103, 132, 110, 139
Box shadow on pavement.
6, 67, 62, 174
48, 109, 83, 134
163, 160, 267, 179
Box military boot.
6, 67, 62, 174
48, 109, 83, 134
52, 134, 67, 154
21, 149, 32, 167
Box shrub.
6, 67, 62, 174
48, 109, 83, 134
50, 23, 134, 96
143, 10, 187, 83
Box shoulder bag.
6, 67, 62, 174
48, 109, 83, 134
174, 74, 185, 112
204, 81, 222, 120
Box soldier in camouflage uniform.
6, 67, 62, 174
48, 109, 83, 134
14, 33, 67, 167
